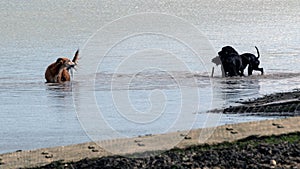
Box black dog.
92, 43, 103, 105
240, 46, 264, 75
213, 46, 244, 77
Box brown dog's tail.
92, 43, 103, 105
67, 49, 79, 71
69, 49, 79, 79
73, 49, 79, 64
255, 46, 260, 59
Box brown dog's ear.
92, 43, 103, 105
56, 58, 63, 63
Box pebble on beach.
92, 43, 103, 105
270, 159, 276, 166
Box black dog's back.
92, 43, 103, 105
218, 46, 239, 56
240, 46, 263, 75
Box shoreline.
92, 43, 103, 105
1, 90, 300, 168
0, 116, 299, 169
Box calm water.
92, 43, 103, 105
0, 0, 300, 154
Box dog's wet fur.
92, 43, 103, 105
240, 46, 264, 75
217, 46, 243, 77
45, 50, 79, 83
212, 46, 263, 77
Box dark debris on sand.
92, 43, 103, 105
222, 90, 300, 115
240, 89, 300, 105
28, 132, 300, 169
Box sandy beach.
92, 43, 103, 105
0, 116, 299, 168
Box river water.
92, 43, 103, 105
0, 0, 299, 154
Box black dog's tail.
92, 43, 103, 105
255, 46, 260, 59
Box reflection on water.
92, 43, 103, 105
74, 71, 299, 143
0, 80, 89, 154
1, 72, 299, 154
218, 78, 260, 107
45, 83, 74, 111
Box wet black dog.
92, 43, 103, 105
240, 46, 264, 75
213, 46, 244, 77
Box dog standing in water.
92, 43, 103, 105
213, 46, 244, 77
212, 46, 264, 77
240, 46, 264, 75
45, 50, 79, 83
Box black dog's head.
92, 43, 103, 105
215, 46, 243, 77
213, 46, 239, 66
218, 46, 239, 57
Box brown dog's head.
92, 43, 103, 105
56, 57, 75, 69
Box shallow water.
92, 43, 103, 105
0, 0, 300, 154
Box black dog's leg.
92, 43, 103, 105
221, 65, 226, 77
234, 69, 239, 76
240, 69, 245, 76
253, 67, 264, 75
248, 65, 253, 76
229, 67, 238, 77
259, 68, 264, 75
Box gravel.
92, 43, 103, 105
28, 132, 300, 169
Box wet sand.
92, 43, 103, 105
0, 90, 299, 169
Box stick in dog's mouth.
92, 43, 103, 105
67, 61, 77, 71
69, 64, 76, 69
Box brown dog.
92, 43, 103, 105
45, 50, 79, 83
